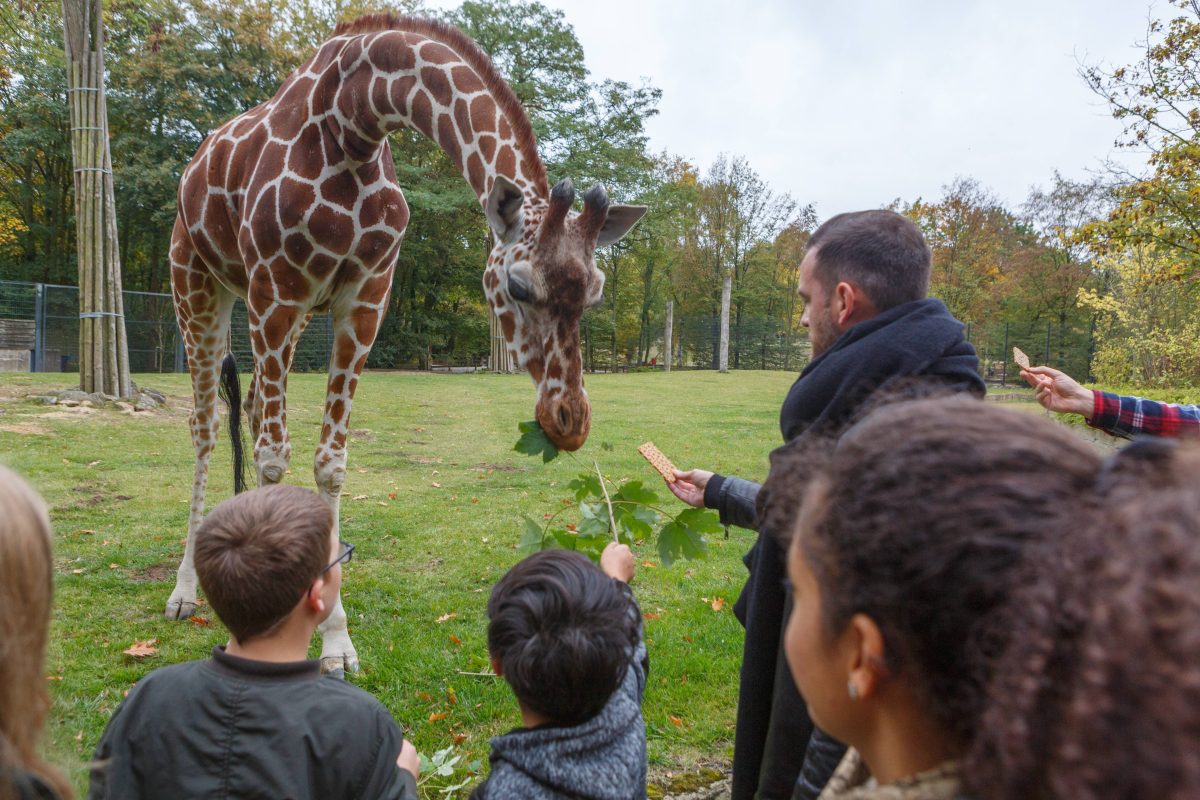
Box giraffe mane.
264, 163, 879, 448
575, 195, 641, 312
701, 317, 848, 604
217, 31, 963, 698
333, 12, 549, 198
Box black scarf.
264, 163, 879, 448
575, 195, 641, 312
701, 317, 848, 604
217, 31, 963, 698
730, 297, 983, 800
778, 297, 985, 442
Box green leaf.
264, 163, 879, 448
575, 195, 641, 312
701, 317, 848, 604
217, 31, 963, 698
513, 420, 560, 463
519, 516, 545, 554
675, 507, 724, 534
601, 441, 614, 451
615, 479, 657, 505
657, 509, 717, 566
614, 504, 658, 541
568, 473, 603, 500
551, 529, 578, 550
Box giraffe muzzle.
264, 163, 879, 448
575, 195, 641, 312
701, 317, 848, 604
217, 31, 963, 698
536, 392, 591, 452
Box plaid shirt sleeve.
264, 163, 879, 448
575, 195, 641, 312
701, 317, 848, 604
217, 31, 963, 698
1087, 390, 1200, 439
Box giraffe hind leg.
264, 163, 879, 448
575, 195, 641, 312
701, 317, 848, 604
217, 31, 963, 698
167, 226, 236, 620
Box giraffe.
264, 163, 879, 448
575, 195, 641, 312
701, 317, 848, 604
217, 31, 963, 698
167, 13, 646, 672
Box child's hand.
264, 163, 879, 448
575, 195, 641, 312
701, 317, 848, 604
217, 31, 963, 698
600, 542, 635, 583
397, 739, 419, 778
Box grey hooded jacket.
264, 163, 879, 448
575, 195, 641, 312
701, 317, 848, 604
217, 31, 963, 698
470, 621, 649, 799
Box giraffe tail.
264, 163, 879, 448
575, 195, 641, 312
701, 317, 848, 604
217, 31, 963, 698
218, 352, 248, 494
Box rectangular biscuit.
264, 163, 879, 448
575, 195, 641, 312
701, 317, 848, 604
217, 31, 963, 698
638, 441, 677, 483
1013, 346, 1030, 370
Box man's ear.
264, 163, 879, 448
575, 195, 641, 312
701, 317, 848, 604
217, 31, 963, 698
596, 205, 647, 247
485, 175, 525, 244
833, 281, 877, 327
847, 612, 888, 701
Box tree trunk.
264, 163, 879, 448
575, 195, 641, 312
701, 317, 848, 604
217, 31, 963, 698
63, 0, 131, 397
489, 308, 513, 373
664, 299, 673, 373
718, 273, 731, 373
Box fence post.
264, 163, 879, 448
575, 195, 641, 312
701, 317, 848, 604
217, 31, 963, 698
175, 329, 186, 373
663, 300, 673, 373
1045, 322, 1052, 364
1001, 322, 1009, 387
32, 283, 45, 372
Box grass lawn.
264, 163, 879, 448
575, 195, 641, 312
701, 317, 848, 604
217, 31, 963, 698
0, 369, 807, 797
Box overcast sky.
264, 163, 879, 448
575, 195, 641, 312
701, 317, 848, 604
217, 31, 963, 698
428, 0, 1163, 220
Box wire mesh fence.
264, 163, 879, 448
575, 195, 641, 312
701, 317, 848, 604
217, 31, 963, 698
0, 279, 1097, 383
0, 280, 334, 376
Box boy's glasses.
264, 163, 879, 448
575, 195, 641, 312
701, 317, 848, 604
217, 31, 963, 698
322, 540, 354, 574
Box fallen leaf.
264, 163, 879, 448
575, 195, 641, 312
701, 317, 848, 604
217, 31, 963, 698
428, 711, 449, 723
71, 569, 84, 575
377, 501, 388, 507
388, 491, 398, 500
431, 482, 441, 488
356, 468, 368, 473
123, 639, 158, 658
436, 612, 457, 624
414, 427, 425, 432
352, 494, 368, 501
641, 560, 657, 568
711, 597, 726, 612
75, 730, 83, 743
87, 460, 101, 467
471, 497, 479, 504
643, 612, 661, 621
76, 529, 96, 535
448, 635, 463, 646
46, 675, 63, 681
418, 691, 434, 703
682, 635, 693, 643
669, 715, 683, 726
432, 469, 440, 475
447, 688, 457, 705
108, 563, 119, 570
189, 616, 210, 627
452, 732, 468, 745
680, 673, 689, 684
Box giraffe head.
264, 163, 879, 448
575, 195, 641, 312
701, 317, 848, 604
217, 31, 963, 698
482, 176, 646, 451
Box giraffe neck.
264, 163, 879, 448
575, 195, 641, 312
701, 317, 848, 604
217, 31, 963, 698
313, 28, 548, 207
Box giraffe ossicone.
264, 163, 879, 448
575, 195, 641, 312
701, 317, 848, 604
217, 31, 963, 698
166, 13, 646, 673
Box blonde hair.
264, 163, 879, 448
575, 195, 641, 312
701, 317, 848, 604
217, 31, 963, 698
0, 466, 71, 800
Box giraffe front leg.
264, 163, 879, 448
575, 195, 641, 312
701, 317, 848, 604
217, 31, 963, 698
249, 305, 301, 486
315, 299, 383, 675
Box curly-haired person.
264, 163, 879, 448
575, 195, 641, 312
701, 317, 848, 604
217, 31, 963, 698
971, 438, 1200, 800
761, 396, 1104, 800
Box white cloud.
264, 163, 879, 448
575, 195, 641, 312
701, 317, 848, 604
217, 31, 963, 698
424, 0, 1162, 218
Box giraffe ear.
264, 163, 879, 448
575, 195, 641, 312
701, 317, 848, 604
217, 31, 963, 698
485, 176, 525, 244
596, 205, 648, 247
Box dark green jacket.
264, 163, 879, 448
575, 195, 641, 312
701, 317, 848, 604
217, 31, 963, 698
87, 647, 416, 800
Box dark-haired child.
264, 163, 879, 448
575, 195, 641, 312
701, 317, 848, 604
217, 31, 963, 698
471, 542, 648, 800
87, 484, 419, 800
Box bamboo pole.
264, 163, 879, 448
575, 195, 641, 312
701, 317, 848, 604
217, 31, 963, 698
63, 0, 130, 397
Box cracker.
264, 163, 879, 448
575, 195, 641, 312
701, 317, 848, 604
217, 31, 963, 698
638, 441, 677, 483
1013, 347, 1030, 370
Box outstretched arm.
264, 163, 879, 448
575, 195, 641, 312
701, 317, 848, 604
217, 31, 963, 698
1022, 365, 1200, 438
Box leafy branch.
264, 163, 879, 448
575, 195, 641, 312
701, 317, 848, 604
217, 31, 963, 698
513, 421, 720, 565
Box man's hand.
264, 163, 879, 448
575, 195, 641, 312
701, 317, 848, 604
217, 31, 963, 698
600, 542, 635, 584
397, 739, 420, 779
1021, 366, 1094, 419
668, 468, 712, 508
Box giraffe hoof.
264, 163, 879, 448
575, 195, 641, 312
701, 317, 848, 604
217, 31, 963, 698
165, 598, 197, 621
320, 654, 360, 676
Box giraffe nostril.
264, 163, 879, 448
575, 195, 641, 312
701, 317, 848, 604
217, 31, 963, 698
558, 405, 570, 431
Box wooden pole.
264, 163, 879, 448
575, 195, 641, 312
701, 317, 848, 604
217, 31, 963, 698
63, 0, 130, 397
718, 273, 731, 373
664, 299, 673, 373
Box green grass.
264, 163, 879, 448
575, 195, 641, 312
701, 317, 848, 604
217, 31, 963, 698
0, 369, 799, 796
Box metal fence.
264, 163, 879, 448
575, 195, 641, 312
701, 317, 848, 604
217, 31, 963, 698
0, 280, 333, 374
0, 279, 1096, 382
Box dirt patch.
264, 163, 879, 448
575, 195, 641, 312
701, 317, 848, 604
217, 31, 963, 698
650, 767, 729, 800
472, 462, 523, 473
60, 483, 133, 510
128, 563, 175, 583
407, 454, 440, 464
38, 408, 99, 419
0, 421, 50, 435
349, 429, 373, 441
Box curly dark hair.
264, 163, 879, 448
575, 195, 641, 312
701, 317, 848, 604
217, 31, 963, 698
969, 439, 1200, 800
487, 549, 639, 727
765, 395, 1104, 752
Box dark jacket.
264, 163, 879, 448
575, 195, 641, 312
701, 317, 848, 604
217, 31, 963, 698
707, 299, 984, 800
87, 646, 417, 800
471, 589, 649, 800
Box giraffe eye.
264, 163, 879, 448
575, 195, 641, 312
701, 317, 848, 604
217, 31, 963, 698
508, 275, 532, 303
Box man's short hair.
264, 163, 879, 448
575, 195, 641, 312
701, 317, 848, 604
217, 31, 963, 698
487, 550, 638, 727
194, 484, 333, 642
807, 209, 931, 311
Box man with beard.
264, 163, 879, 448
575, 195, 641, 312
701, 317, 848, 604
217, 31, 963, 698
670, 210, 986, 800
